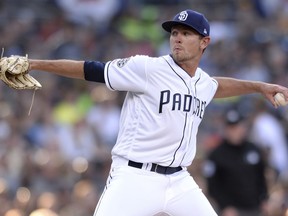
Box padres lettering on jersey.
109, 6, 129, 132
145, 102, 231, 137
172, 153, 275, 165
159, 90, 206, 118
104, 55, 218, 167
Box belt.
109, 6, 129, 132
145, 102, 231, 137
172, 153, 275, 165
128, 160, 182, 175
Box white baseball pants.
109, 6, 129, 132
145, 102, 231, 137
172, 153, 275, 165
93, 160, 218, 216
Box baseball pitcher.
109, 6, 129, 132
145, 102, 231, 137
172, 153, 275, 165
1, 9, 287, 216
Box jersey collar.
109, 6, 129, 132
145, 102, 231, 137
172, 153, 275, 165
165, 55, 201, 81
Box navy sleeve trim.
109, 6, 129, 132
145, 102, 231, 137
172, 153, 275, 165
105, 61, 115, 90
84, 61, 105, 83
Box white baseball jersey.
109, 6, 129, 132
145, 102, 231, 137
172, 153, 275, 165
104, 54, 218, 167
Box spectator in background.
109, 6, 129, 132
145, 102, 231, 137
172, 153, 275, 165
55, 0, 122, 33
203, 109, 268, 216
250, 99, 288, 181
86, 85, 121, 150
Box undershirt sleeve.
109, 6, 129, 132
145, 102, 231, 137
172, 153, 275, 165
84, 61, 105, 83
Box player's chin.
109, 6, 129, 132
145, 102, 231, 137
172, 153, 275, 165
171, 53, 185, 63
171, 52, 179, 59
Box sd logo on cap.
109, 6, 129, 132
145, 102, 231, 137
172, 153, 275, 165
162, 9, 210, 37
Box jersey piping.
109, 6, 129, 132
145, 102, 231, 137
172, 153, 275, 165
162, 57, 191, 167
105, 61, 115, 90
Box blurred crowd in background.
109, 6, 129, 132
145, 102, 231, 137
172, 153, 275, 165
0, 0, 288, 215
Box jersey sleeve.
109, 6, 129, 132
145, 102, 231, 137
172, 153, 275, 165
209, 77, 219, 101
104, 55, 148, 92
198, 70, 219, 104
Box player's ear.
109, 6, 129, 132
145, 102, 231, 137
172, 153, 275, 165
200, 36, 210, 50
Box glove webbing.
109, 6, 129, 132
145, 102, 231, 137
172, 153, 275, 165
2, 48, 37, 116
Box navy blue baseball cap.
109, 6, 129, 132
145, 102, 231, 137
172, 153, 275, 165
162, 10, 210, 37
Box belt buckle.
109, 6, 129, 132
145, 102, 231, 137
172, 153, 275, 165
154, 164, 159, 173
153, 164, 167, 174
152, 163, 161, 173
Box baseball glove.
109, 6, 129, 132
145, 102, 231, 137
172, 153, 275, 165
0, 55, 42, 90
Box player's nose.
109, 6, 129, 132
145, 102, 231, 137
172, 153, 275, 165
172, 35, 182, 44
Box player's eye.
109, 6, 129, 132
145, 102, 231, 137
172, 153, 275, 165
183, 31, 191, 36
171, 30, 178, 36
